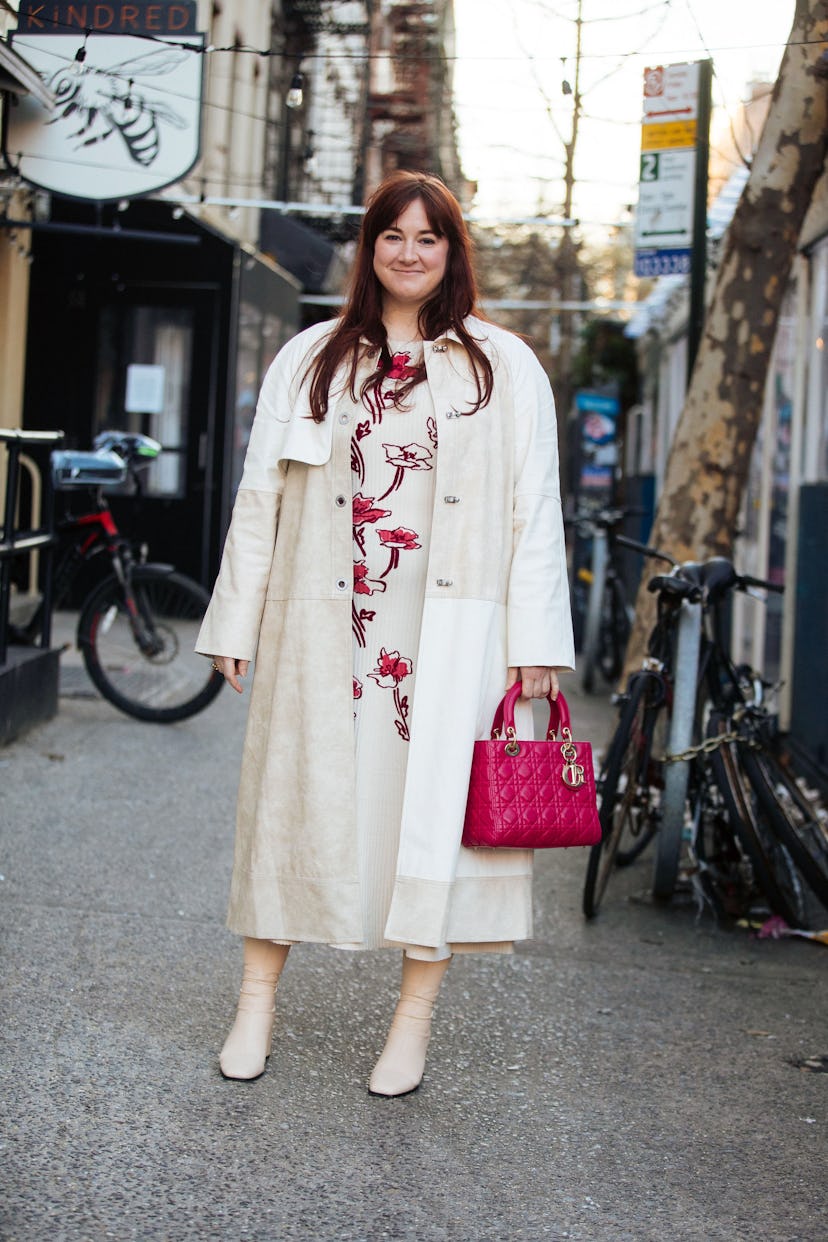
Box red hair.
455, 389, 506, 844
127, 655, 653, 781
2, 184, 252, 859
305, 170, 494, 422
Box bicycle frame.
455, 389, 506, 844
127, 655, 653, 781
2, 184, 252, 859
21, 492, 178, 666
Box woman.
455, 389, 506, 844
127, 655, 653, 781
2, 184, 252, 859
197, 170, 574, 1095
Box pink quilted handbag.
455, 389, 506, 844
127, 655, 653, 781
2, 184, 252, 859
462, 683, 601, 849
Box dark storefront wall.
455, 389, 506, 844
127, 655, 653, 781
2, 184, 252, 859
22, 199, 299, 587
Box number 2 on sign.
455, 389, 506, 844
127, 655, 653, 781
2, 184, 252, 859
640, 152, 660, 182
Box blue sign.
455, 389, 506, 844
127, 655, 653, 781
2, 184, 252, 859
634, 248, 692, 278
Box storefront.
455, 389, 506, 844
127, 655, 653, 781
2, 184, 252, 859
20, 196, 300, 586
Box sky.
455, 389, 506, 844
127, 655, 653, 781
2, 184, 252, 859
452, 0, 794, 229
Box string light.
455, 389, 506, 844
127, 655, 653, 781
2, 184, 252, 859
286, 71, 304, 109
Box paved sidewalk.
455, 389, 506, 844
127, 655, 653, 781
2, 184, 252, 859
0, 669, 825, 1242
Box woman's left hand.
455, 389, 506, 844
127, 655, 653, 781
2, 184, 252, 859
506, 666, 559, 700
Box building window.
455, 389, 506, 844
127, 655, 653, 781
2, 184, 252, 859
94, 304, 194, 498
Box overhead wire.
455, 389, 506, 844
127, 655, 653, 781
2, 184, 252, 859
6, 9, 801, 64
680, 0, 759, 169
4, 4, 793, 225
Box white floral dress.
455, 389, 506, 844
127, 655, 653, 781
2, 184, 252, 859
347, 341, 443, 954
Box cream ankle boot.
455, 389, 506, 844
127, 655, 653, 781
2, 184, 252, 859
219, 939, 289, 1081
369, 955, 451, 1097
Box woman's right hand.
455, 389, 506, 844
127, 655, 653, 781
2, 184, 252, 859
212, 656, 249, 695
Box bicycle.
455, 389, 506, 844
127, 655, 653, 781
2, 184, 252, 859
705, 701, 828, 925
571, 507, 642, 694
583, 550, 825, 926
581, 534, 676, 918
648, 559, 811, 924
12, 431, 224, 724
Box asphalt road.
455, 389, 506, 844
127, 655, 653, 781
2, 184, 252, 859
1, 669, 825, 1241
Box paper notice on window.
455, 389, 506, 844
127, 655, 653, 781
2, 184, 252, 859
125, 364, 166, 414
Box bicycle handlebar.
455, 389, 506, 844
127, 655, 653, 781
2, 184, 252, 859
614, 534, 677, 565
647, 559, 785, 605
736, 573, 784, 595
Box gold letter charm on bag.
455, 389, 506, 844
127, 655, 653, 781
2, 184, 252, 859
562, 760, 585, 788
561, 729, 585, 787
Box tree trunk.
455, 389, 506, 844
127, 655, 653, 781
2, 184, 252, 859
625, 0, 828, 669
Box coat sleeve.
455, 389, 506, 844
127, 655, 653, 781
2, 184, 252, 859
506, 342, 575, 670
194, 340, 298, 662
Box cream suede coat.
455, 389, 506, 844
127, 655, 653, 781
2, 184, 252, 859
196, 316, 575, 949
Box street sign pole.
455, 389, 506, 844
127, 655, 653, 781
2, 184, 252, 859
687, 59, 713, 387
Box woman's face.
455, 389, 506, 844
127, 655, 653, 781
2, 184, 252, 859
372, 198, 449, 314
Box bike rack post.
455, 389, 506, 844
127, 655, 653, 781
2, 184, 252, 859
0, 429, 64, 744
653, 599, 703, 899
582, 526, 609, 691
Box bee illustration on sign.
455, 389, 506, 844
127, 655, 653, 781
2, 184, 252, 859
44, 48, 188, 167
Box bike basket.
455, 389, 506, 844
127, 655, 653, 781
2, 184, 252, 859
51, 449, 127, 490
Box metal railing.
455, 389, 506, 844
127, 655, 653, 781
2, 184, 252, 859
0, 429, 64, 665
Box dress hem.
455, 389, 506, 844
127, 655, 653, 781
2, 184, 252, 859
266, 938, 514, 959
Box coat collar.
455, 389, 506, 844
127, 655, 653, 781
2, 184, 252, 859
358, 321, 478, 351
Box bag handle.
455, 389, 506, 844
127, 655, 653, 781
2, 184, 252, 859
490, 681, 572, 741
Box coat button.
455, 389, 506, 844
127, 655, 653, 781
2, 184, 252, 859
433, 344, 447, 353
336, 578, 348, 591
338, 413, 349, 425
436, 578, 454, 587
444, 495, 460, 504
335, 494, 347, 506
445, 409, 459, 419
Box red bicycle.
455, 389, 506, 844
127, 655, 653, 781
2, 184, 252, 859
14, 431, 223, 723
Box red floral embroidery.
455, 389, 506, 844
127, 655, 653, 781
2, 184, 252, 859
354, 560, 386, 596
377, 526, 421, 578
353, 677, 363, 699
353, 493, 391, 526
352, 421, 372, 482
368, 646, 413, 739
362, 351, 423, 424
369, 647, 413, 687
351, 439, 365, 486
383, 441, 432, 470
386, 351, 420, 381
378, 527, 420, 551
427, 416, 438, 448
353, 492, 391, 555
377, 440, 433, 499
352, 602, 376, 647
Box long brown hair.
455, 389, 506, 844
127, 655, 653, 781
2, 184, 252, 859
305, 171, 494, 422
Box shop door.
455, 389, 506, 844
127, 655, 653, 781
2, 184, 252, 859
92, 286, 221, 585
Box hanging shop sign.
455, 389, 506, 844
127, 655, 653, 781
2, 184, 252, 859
633, 61, 701, 278
576, 390, 619, 495
3, 1, 204, 201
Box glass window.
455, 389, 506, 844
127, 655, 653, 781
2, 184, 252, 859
94, 305, 194, 497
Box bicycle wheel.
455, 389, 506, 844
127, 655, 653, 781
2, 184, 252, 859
598, 578, 631, 685
741, 746, 828, 911
691, 774, 761, 921
706, 713, 806, 927
583, 673, 666, 918
79, 567, 224, 723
